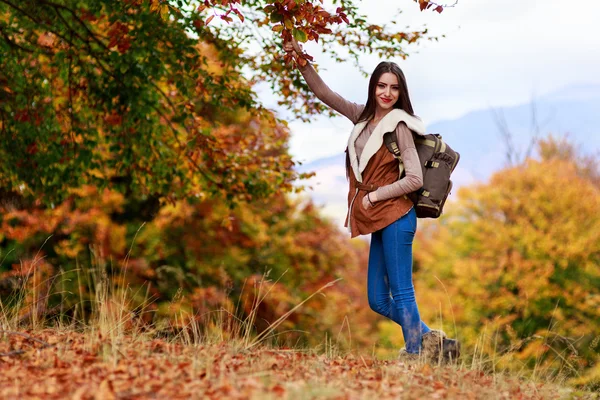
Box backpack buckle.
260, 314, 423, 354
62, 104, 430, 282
424, 161, 439, 168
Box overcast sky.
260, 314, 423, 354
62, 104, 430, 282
257, 0, 600, 164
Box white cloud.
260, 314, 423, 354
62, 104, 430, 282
288, 117, 352, 164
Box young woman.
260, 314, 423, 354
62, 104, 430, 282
284, 39, 459, 363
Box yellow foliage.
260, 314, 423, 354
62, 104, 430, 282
414, 148, 600, 379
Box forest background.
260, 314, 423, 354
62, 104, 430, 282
0, 0, 599, 392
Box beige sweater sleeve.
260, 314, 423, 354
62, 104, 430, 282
373, 122, 423, 202
299, 63, 363, 124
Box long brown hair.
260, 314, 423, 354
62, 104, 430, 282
357, 61, 415, 122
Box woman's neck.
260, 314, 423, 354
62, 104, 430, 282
372, 108, 393, 122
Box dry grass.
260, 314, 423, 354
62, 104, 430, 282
0, 257, 597, 399
0, 327, 587, 400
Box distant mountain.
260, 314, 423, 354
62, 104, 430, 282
428, 83, 600, 181
295, 83, 600, 225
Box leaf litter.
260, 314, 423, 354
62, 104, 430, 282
0, 329, 579, 399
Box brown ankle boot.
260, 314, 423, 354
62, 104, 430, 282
421, 330, 445, 362
421, 330, 461, 364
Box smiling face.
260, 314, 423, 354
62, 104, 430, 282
374, 72, 400, 112
358, 62, 415, 123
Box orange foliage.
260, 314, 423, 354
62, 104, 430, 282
0, 184, 378, 349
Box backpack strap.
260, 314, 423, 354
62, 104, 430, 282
383, 131, 405, 178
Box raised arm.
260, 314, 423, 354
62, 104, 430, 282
285, 39, 363, 124
371, 122, 423, 202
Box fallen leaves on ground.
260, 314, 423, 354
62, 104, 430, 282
0, 329, 577, 399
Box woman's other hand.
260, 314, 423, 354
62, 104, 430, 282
362, 192, 377, 210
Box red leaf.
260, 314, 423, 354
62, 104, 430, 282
26, 143, 38, 155
233, 9, 244, 23
118, 37, 131, 54
272, 384, 286, 395
15, 110, 29, 122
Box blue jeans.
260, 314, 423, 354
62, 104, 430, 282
367, 207, 430, 354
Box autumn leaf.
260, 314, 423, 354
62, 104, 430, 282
36, 32, 55, 47
284, 18, 293, 30
232, 8, 244, 23
160, 4, 169, 20
270, 11, 283, 23
293, 28, 308, 42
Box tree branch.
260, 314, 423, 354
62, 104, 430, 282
38, 0, 109, 51
0, 0, 41, 24
0, 0, 77, 50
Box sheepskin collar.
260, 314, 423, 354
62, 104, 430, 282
347, 109, 426, 183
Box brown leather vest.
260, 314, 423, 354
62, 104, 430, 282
343, 109, 425, 238
344, 144, 414, 238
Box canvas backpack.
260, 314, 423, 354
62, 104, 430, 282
383, 131, 460, 218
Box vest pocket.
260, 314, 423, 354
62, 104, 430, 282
360, 192, 377, 211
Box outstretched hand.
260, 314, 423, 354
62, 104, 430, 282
283, 37, 303, 55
